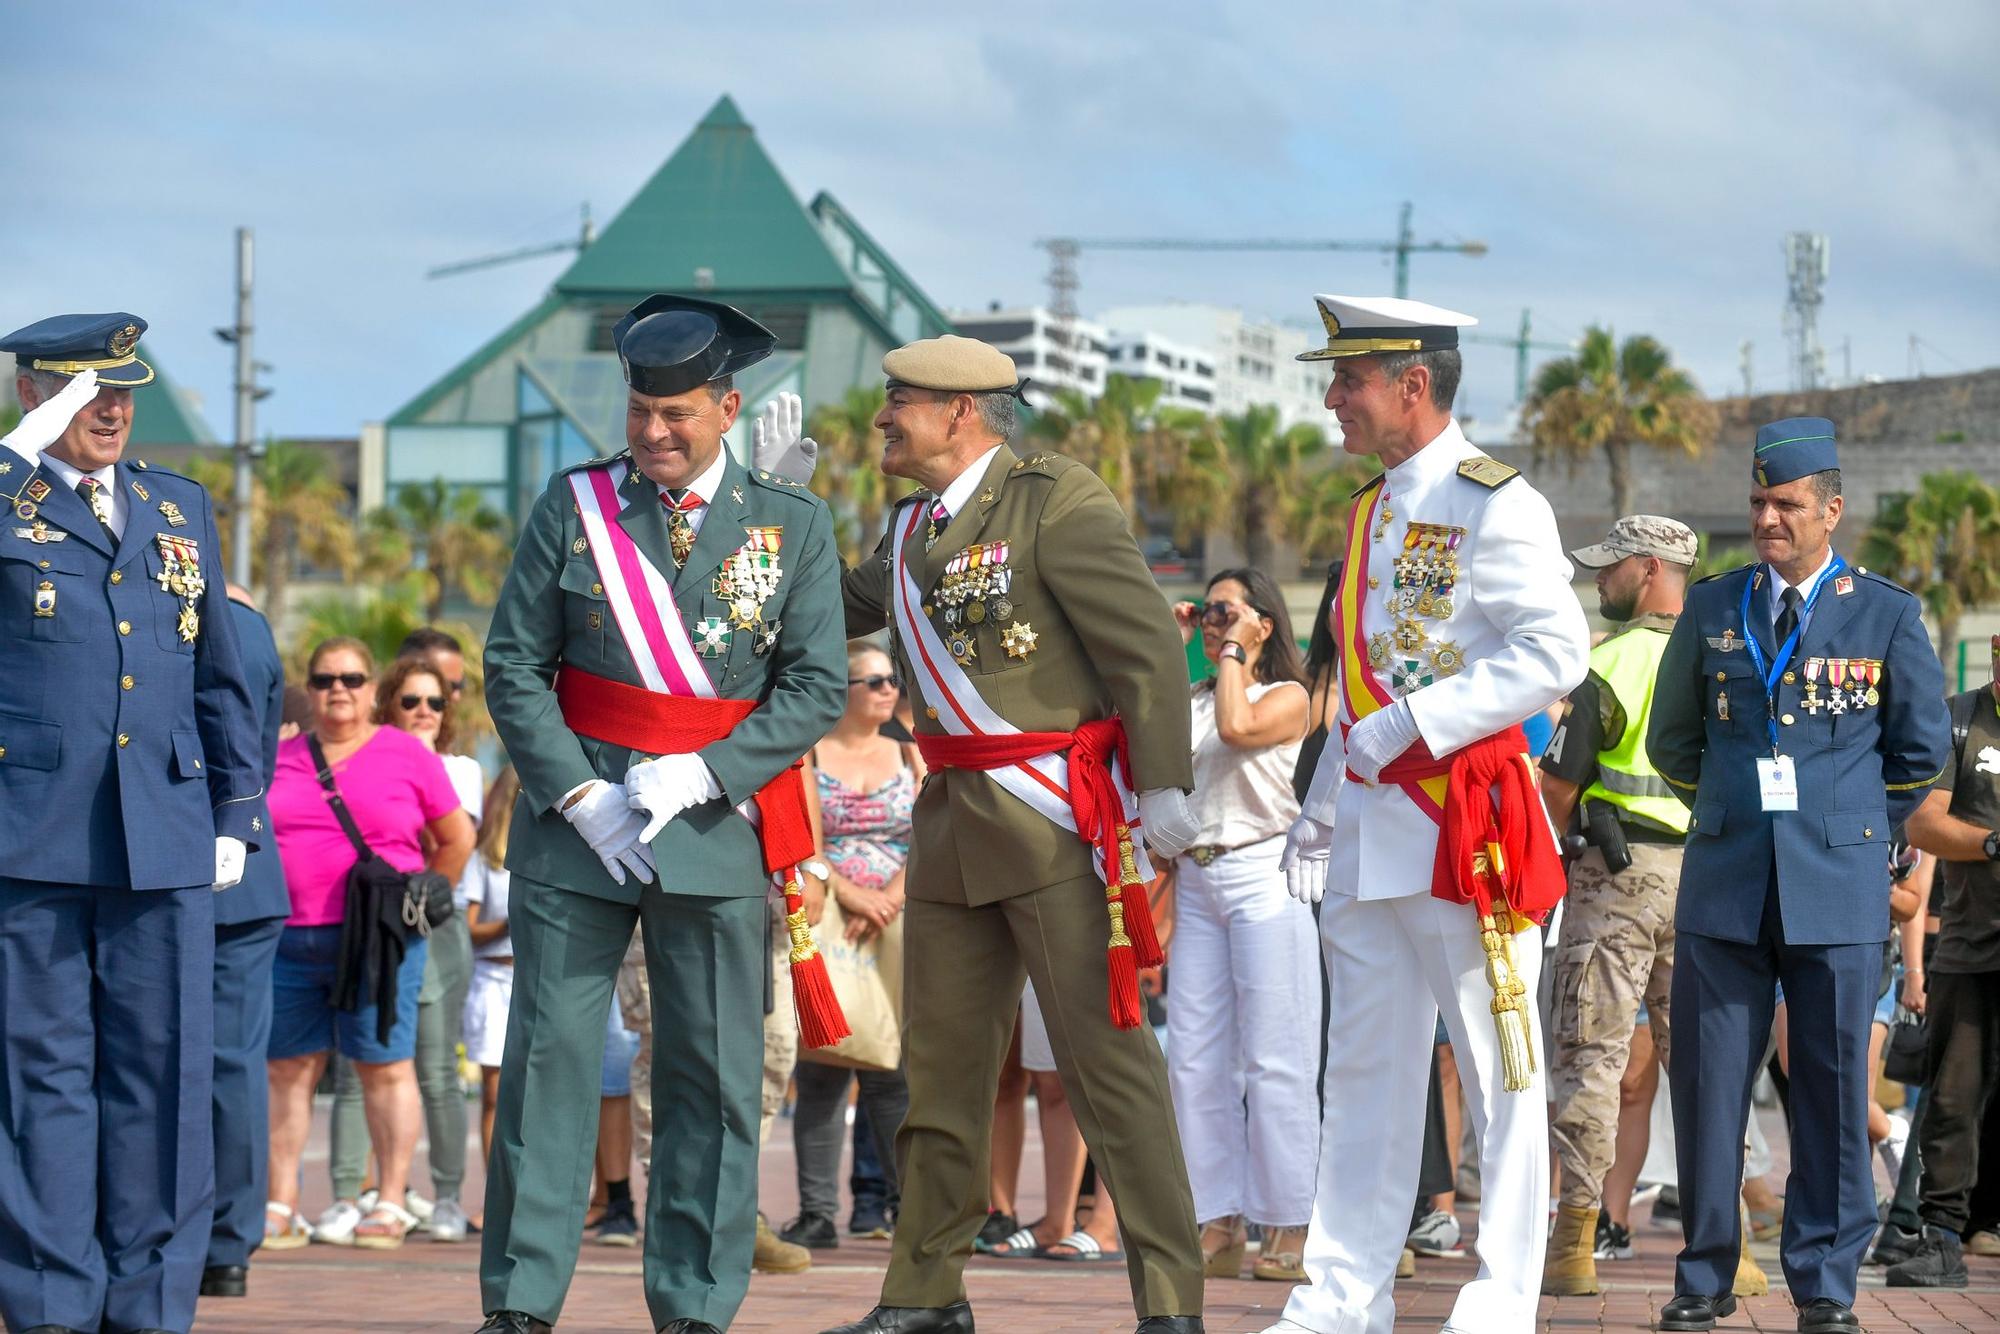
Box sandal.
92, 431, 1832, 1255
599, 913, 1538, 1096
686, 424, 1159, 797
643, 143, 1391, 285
1038, 1230, 1123, 1263
1201, 1214, 1247, 1278
1252, 1224, 1308, 1281
985, 1225, 1044, 1259
973, 1210, 1020, 1253
352, 1199, 418, 1250
263, 1201, 312, 1251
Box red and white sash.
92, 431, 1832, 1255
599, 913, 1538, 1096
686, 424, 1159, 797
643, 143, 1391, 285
569, 467, 717, 701
888, 501, 1154, 881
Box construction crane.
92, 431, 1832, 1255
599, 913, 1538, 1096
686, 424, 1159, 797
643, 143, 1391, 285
427, 203, 596, 280
1036, 202, 1485, 378
1462, 309, 1577, 404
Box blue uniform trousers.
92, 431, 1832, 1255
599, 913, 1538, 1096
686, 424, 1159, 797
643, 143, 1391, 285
1671, 872, 1877, 1306
207, 915, 286, 1270
0, 879, 214, 1334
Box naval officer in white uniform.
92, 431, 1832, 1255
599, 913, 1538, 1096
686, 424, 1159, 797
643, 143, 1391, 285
1265, 296, 1590, 1334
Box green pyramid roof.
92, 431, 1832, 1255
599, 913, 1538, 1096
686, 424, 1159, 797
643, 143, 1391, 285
130, 345, 218, 447
554, 94, 852, 296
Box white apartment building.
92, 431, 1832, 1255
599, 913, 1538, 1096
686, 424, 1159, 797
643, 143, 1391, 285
1096, 302, 1333, 433
1102, 330, 1218, 413
949, 306, 1109, 400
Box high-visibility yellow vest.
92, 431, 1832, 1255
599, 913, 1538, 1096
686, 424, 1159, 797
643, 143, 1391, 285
1581, 619, 1689, 835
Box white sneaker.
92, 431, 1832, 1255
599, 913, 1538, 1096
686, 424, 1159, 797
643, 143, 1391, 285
314, 1199, 363, 1246
404, 1189, 435, 1227
1877, 1111, 1910, 1184
428, 1198, 469, 1243
1407, 1207, 1464, 1257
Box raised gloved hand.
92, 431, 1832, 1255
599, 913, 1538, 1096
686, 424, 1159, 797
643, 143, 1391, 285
626, 752, 724, 842
560, 780, 656, 885
1137, 786, 1199, 861
1279, 816, 1334, 905
213, 835, 247, 892
1343, 697, 1421, 785
750, 391, 819, 484
1, 368, 98, 462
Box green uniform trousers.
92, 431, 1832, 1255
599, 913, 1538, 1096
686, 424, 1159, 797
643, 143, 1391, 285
885, 874, 1203, 1317
479, 874, 766, 1329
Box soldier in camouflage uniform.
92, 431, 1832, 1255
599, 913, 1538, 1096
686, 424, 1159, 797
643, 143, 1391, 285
1538, 516, 1698, 1295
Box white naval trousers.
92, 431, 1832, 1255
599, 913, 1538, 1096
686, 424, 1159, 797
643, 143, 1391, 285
1165, 836, 1321, 1227
1278, 892, 1548, 1334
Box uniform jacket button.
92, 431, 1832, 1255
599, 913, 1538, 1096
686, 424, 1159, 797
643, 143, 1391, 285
110, 570, 123, 584
118, 620, 132, 635
1864, 827, 1874, 838
1782, 714, 1795, 725
121, 675, 135, 690
117, 733, 130, 748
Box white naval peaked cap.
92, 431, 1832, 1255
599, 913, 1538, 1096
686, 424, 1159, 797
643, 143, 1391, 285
1296, 294, 1478, 362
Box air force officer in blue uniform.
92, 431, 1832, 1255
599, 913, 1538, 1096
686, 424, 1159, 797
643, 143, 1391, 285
1649, 419, 1950, 1334
0, 313, 263, 1334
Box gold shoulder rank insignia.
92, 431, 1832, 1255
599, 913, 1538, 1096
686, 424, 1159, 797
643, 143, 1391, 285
1456, 457, 1519, 488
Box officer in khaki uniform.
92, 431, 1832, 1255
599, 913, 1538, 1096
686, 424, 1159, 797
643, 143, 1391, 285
1537, 515, 1696, 1293
479, 295, 846, 1334
766, 335, 1206, 1334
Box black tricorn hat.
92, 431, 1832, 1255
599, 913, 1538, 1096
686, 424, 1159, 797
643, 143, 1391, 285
613, 294, 777, 398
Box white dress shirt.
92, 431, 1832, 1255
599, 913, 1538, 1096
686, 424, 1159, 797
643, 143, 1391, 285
40, 453, 126, 539
1765, 548, 1836, 638
931, 445, 1003, 523
657, 445, 729, 537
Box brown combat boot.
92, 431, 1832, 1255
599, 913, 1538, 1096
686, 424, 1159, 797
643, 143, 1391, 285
1732, 1205, 1769, 1297
753, 1213, 811, 1274
1542, 1202, 1601, 1295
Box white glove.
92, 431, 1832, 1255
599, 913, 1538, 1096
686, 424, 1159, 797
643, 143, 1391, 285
560, 780, 656, 885
1279, 816, 1334, 905
1137, 787, 1199, 861
1343, 697, 1421, 785
212, 835, 247, 892
626, 753, 724, 842
750, 391, 819, 484
1, 368, 98, 462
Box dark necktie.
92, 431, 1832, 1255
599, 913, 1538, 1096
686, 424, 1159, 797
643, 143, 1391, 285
76, 477, 116, 545
1775, 585, 1802, 647
662, 489, 703, 567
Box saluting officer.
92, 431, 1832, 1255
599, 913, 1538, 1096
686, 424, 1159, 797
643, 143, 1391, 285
0, 313, 263, 1334
479, 295, 846, 1334
1648, 418, 1951, 1334
766, 334, 1207, 1334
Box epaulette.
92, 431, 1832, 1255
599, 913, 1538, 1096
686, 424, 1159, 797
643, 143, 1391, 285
1455, 456, 1518, 489
126, 457, 194, 483
749, 468, 826, 505
1008, 449, 1075, 479
1852, 565, 1920, 600
1693, 561, 1756, 586
1352, 473, 1386, 498
556, 449, 630, 478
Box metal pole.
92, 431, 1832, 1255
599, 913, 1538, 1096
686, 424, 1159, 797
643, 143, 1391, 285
1393, 201, 1413, 298
231, 228, 254, 589
1515, 309, 1531, 403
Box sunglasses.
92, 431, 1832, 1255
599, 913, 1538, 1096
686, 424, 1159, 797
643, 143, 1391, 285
848, 674, 903, 691
400, 694, 448, 712
1200, 600, 1270, 626
307, 672, 369, 691
444, 678, 466, 695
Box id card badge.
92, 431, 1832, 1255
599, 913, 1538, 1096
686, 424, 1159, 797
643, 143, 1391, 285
1757, 755, 1799, 812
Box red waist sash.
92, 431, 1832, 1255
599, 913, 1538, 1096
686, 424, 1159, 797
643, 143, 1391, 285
1374, 724, 1566, 925
917, 718, 1163, 1029
555, 666, 846, 1046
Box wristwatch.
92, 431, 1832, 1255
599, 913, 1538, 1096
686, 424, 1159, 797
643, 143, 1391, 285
1218, 641, 1248, 665
1984, 831, 1999, 862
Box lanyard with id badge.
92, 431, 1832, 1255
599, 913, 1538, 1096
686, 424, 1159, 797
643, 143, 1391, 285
1739, 558, 1844, 811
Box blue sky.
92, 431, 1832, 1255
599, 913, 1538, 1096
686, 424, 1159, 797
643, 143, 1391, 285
4, 2, 1995, 440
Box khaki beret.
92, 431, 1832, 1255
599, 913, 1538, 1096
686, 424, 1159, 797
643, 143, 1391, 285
882, 334, 1022, 394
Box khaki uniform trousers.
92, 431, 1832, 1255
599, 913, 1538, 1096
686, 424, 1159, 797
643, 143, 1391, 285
621, 899, 797, 1163
885, 873, 1202, 1317
1548, 842, 1679, 1209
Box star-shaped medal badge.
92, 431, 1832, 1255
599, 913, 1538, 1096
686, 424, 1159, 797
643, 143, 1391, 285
693, 617, 732, 657
947, 631, 978, 665
728, 595, 762, 630
1000, 621, 1038, 659
753, 620, 783, 656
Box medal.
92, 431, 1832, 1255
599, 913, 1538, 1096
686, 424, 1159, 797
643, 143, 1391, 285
1825, 658, 1848, 715
1717, 689, 1730, 721
177, 602, 200, 642
964, 600, 986, 625
33, 580, 55, 618
753, 620, 783, 656
1000, 621, 1038, 659
1801, 657, 1823, 714
693, 616, 731, 657
947, 631, 977, 665
158, 499, 187, 528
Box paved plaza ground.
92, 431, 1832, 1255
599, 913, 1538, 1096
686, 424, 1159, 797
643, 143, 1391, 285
195, 1100, 2000, 1333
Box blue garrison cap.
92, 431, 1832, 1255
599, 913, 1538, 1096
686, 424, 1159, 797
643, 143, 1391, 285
0, 312, 154, 387
613, 295, 775, 398
1753, 416, 1839, 488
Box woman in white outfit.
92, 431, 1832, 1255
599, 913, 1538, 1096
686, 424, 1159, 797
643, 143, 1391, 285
1168, 567, 1320, 1282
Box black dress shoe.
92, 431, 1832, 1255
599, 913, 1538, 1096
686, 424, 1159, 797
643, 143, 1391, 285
1796, 1299, 1861, 1333
658, 1322, 722, 1334
201, 1262, 249, 1297
476, 1313, 555, 1334
1658, 1293, 1736, 1331
820, 1302, 975, 1333
1135, 1319, 1204, 1333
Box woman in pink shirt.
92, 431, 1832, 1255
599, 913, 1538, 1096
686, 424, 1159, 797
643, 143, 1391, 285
262, 638, 474, 1251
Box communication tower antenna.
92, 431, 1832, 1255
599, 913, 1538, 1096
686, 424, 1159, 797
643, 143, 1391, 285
1782, 233, 1829, 391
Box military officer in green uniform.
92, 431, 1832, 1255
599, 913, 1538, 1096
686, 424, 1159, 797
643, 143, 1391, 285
478, 295, 846, 1334
764, 335, 1206, 1334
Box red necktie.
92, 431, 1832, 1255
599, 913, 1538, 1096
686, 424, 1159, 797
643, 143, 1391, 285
662, 489, 704, 566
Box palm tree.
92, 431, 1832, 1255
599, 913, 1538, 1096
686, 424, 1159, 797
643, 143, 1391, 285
1027, 373, 1174, 527
1520, 327, 1716, 520
1155, 403, 1364, 574
1860, 471, 2000, 663
179, 441, 355, 624
806, 386, 894, 564
364, 479, 512, 623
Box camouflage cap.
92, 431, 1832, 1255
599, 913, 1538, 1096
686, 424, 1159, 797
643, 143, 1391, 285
1570, 514, 1698, 568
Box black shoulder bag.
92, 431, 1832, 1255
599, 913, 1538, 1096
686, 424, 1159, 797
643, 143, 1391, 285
307, 735, 455, 938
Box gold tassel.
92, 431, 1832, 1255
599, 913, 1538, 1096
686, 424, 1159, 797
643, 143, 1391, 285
1479, 906, 1538, 1093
